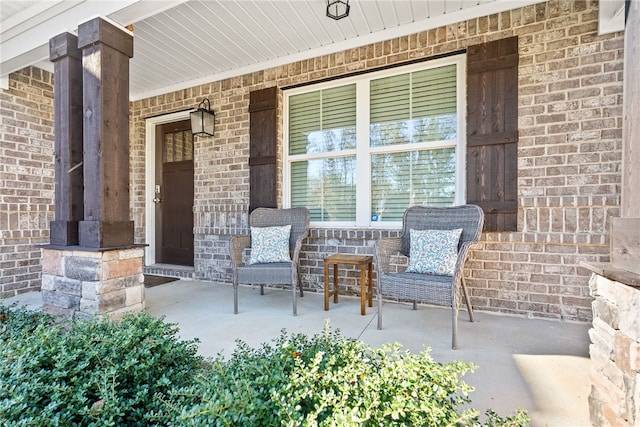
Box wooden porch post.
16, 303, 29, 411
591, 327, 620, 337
77, 17, 134, 248
43, 18, 144, 320
611, 1, 640, 275
621, 0, 640, 219
49, 32, 83, 246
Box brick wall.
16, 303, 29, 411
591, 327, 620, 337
0, 67, 55, 298
475, 0, 624, 321
129, 0, 623, 322
0, 2, 618, 321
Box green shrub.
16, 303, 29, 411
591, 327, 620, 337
0, 302, 53, 339
0, 306, 202, 426
149, 324, 529, 426
0, 306, 528, 427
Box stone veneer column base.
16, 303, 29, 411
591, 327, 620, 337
41, 247, 145, 320
588, 273, 640, 427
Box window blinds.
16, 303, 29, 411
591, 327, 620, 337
289, 85, 356, 155
369, 65, 458, 221
370, 65, 457, 147
289, 84, 357, 221
371, 148, 456, 221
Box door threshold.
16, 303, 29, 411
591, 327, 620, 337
143, 264, 194, 280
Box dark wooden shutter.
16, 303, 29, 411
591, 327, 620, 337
466, 36, 519, 232
249, 87, 278, 212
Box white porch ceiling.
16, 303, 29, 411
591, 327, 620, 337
0, 0, 625, 101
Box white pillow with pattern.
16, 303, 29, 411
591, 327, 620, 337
406, 228, 462, 276
249, 225, 292, 264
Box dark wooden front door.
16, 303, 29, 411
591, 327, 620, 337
155, 120, 194, 266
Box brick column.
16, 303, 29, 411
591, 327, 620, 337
49, 32, 83, 246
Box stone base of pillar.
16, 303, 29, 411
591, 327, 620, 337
41, 246, 145, 320
588, 273, 640, 427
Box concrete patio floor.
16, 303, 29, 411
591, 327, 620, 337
4, 279, 592, 426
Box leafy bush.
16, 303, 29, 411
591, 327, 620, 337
0, 302, 52, 339
0, 305, 202, 426
149, 324, 529, 426
0, 305, 528, 426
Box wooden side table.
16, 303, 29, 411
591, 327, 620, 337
324, 253, 373, 315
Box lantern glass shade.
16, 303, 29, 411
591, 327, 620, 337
326, 0, 349, 20
190, 99, 215, 136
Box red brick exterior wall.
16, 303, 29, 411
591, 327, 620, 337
130, 1, 622, 322
1, 2, 623, 322
0, 67, 54, 298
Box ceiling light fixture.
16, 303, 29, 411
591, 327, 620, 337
326, 0, 350, 20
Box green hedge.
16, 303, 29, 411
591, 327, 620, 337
0, 304, 202, 426
0, 305, 528, 426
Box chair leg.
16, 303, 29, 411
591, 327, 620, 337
296, 269, 304, 297
377, 296, 383, 329
452, 308, 458, 350
292, 283, 297, 316
460, 277, 475, 322
233, 284, 238, 314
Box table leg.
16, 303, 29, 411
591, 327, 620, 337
360, 264, 366, 315
324, 260, 329, 311
367, 260, 373, 307
333, 263, 339, 303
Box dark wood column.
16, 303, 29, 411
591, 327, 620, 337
49, 32, 83, 246
621, 0, 640, 218
586, 3, 640, 280
77, 17, 134, 248
610, 1, 640, 276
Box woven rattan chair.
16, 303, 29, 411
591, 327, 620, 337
374, 205, 484, 349
230, 207, 310, 315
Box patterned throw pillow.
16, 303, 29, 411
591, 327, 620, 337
249, 225, 292, 264
406, 228, 463, 276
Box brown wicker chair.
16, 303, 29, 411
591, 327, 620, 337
230, 207, 310, 315
374, 205, 484, 349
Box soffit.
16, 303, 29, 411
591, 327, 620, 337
1, 0, 623, 101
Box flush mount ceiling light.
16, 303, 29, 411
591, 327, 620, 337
190, 98, 215, 137
326, 0, 350, 20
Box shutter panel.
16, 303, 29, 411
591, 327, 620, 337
467, 36, 519, 232
249, 87, 278, 212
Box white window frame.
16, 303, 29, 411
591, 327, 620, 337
283, 54, 467, 228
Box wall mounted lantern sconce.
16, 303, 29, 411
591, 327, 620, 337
190, 98, 215, 136
326, 0, 350, 20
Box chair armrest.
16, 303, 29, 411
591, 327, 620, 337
374, 237, 402, 276
230, 234, 250, 268
291, 232, 308, 264
290, 232, 309, 289
451, 241, 477, 284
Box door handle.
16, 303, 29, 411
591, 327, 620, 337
153, 197, 162, 204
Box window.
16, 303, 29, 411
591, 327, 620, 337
163, 128, 193, 163
284, 55, 466, 227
